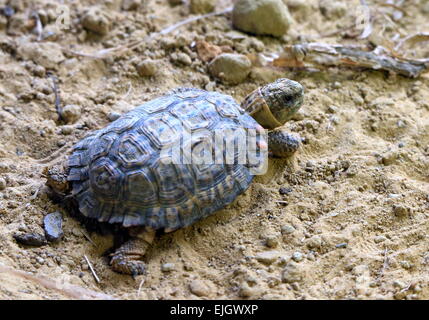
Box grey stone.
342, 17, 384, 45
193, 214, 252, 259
232, 0, 292, 37
43, 212, 64, 242
0, 177, 6, 190
281, 224, 296, 234
209, 53, 251, 84
13, 233, 47, 247
161, 263, 176, 272
255, 251, 280, 265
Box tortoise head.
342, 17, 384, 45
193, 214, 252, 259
241, 78, 304, 129
43, 163, 70, 198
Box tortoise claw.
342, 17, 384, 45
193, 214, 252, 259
110, 254, 146, 275
109, 235, 153, 276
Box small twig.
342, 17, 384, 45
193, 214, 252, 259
46, 72, 63, 121
29, 184, 42, 200
31, 11, 43, 41
272, 42, 429, 78
81, 230, 97, 247
275, 201, 289, 205
34, 142, 71, 165
400, 282, 413, 293
122, 82, 133, 100
358, 0, 373, 39
376, 247, 389, 280
84, 255, 101, 284
379, 2, 407, 16
394, 32, 429, 52
137, 278, 145, 297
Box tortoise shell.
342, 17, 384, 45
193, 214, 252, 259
67, 88, 266, 232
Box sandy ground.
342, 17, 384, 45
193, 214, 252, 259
0, 0, 428, 300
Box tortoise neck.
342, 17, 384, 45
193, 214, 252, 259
241, 88, 282, 130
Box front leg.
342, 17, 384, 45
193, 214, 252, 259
110, 227, 156, 276
268, 129, 301, 158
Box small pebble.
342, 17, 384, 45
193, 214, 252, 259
61, 105, 81, 124
136, 59, 157, 77
60, 125, 73, 135
0, 177, 6, 190
332, 81, 341, 89
209, 53, 251, 84
374, 235, 387, 243
122, 0, 141, 10
43, 212, 64, 242
255, 251, 280, 265
13, 233, 47, 247
282, 261, 304, 283
239, 282, 261, 298
392, 204, 409, 218
232, 0, 292, 37
292, 251, 304, 262
107, 112, 121, 122
393, 280, 406, 289
279, 187, 292, 195
281, 224, 295, 234
1, 6, 15, 17
161, 263, 176, 272
335, 243, 348, 248
189, 280, 211, 297
319, 0, 347, 19
306, 235, 322, 249
265, 235, 278, 248
190, 0, 215, 14
82, 7, 111, 35
400, 260, 412, 270
174, 52, 192, 66
71, 228, 82, 237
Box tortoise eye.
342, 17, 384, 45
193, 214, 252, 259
283, 95, 292, 104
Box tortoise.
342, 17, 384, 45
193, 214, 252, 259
45, 78, 304, 275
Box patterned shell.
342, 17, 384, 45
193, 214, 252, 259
67, 88, 264, 232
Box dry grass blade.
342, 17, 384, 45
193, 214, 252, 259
46, 72, 62, 121
67, 7, 233, 59
137, 278, 145, 297
379, 2, 407, 16
0, 263, 114, 300
358, 0, 373, 39
84, 255, 101, 283
31, 11, 43, 41
394, 32, 429, 52
81, 230, 97, 247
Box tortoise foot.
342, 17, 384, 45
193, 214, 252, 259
109, 230, 155, 276
110, 253, 146, 276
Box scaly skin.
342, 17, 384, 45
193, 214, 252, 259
109, 228, 156, 276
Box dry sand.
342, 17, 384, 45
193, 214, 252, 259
0, 0, 428, 300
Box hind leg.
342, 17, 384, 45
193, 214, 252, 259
110, 227, 156, 276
